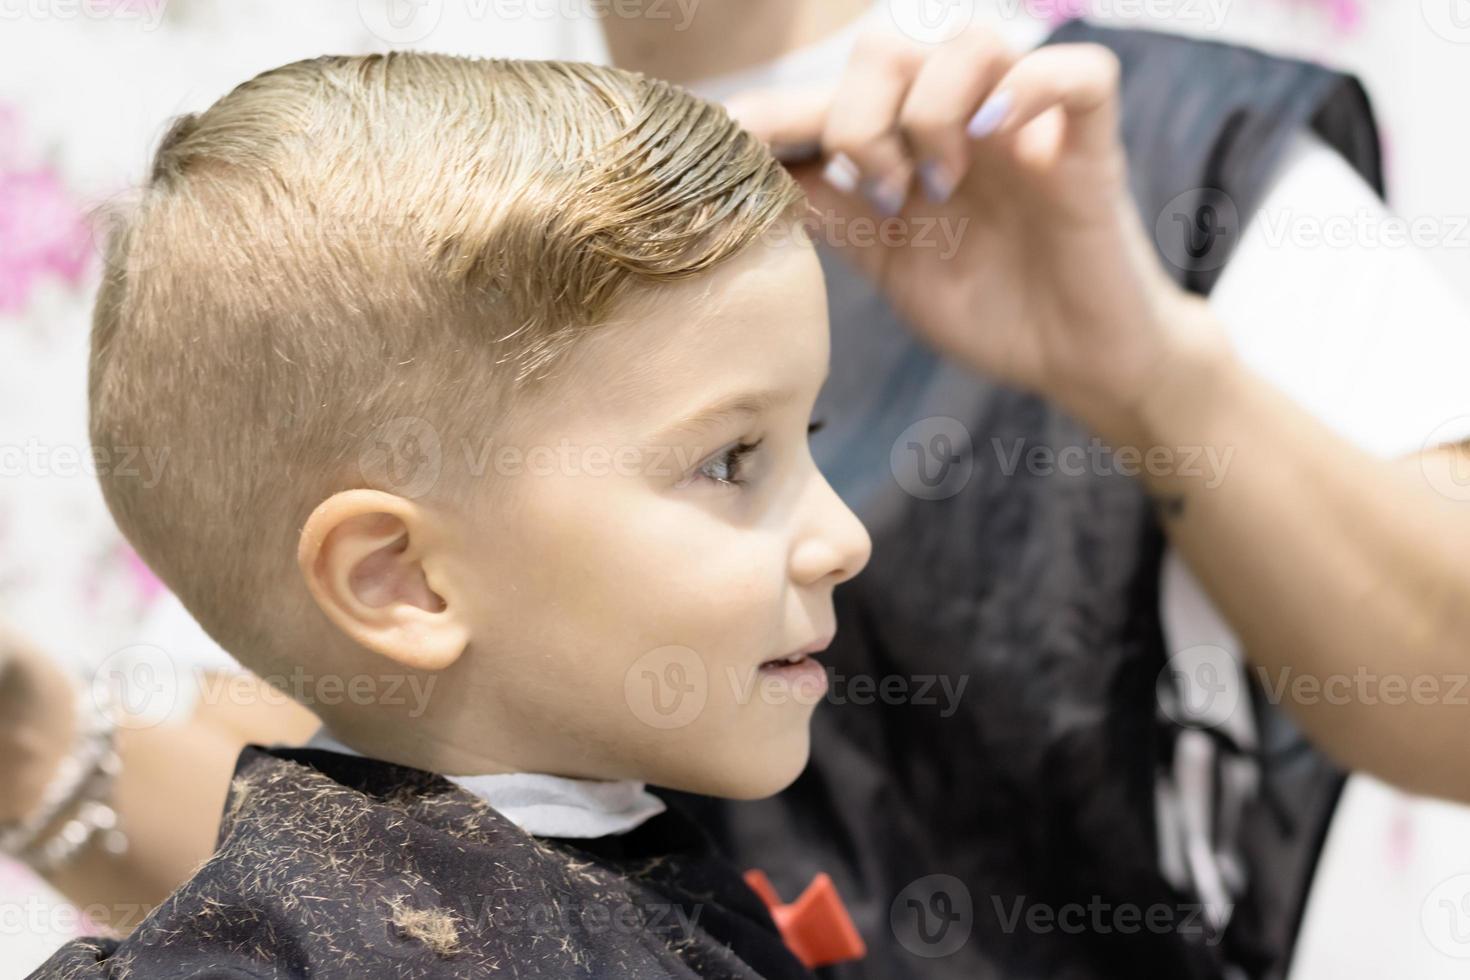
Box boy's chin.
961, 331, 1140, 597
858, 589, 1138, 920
653, 736, 812, 800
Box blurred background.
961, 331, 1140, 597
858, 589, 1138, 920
2, 1, 1470, 976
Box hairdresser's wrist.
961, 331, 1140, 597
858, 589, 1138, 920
0, 640, 79, 826
1064, 290, 1238, 455
1109, 294, 1244, 473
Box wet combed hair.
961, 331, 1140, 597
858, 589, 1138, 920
89, 52, 806, 670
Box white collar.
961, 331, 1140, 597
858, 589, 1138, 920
300, 727, 667, 839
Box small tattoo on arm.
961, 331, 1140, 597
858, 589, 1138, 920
1153, 494, 1187, 520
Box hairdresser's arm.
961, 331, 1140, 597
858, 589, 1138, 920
1, 634, 318, 922
728, 27, 1470, 801
1120, 313, 1470, 801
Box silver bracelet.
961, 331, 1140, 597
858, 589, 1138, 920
0, 677, 129, 872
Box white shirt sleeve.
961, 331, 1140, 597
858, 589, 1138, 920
1164, 126, 1470, 683
1206, 130, 1470, 458
1160, 130, 1470, 978
1164, 126, 1470, 666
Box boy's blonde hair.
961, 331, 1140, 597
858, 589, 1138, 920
90, 52, 805, 670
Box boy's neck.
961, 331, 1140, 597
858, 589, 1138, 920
601, 0, 872, 85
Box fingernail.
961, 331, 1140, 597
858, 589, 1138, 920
863, 176, 908, 218
919, 161, 956, 204
967, 90, 1013, 139
823, 153, 861, 194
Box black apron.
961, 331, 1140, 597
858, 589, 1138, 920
665, 21, 1383, 980
28, 746, 815, 980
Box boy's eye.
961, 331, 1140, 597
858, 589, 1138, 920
700, 439, 761, 487
689, 420, 825, 489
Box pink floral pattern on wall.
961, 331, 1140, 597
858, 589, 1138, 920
0, 104, 93, 316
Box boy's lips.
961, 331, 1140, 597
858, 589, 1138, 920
758, 632, 835, 670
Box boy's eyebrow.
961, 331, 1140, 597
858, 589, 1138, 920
651, 388, 790, 442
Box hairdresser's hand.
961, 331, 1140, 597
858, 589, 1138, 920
726, 29, 1224, 445
0, 630, 76, 826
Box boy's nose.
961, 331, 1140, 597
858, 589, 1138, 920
789, 475, 872, 588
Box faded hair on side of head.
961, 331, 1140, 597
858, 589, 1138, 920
89, 52, 806, 674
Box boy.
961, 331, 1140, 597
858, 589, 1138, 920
31, 52, 871, 978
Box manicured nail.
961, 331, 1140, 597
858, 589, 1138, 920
919, 160, 956, 204
967, 90, 1013, 139
823, 153, 861, 194
863, 175, 908, 217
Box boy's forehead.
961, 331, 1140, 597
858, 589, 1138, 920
540, 239, 829, 431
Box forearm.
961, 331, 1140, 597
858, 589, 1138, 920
4, 655, 319, 928
1130, 301, 1470, 799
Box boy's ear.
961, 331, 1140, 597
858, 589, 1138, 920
297, 489, 469, 671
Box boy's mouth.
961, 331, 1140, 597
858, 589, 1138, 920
759, 650, 818, 671
756, 652, 827, 696
756, 633, 834, 691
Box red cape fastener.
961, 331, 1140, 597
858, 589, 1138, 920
744, 869, 867, 969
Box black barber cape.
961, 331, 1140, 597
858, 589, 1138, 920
666, 21, 1384, 980
29, 746, 815, 980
